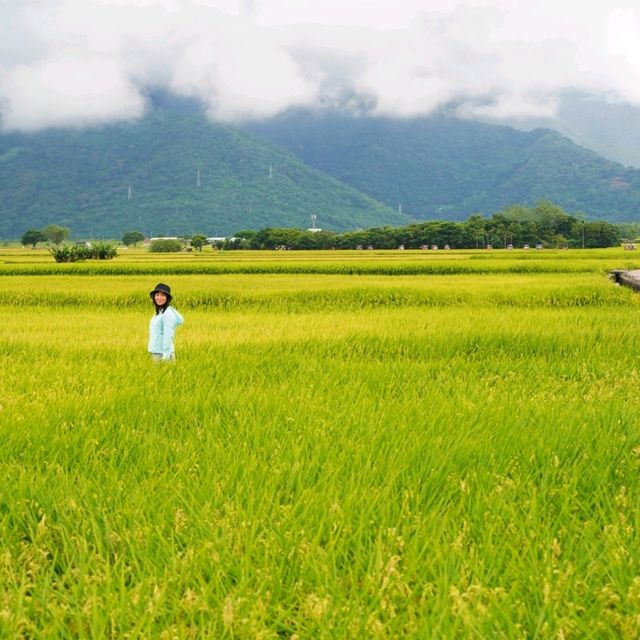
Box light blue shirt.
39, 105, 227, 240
148, 307, 184, 359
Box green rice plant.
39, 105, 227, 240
0, 271, 635, 313
2, 246, 640, 277
1, 250, 640, 637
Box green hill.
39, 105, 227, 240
0, 107, 410, 239
5, 103, 640, 240
244, 111, 640, 222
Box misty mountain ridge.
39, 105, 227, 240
472, 91, 640, 169
2, 99, 640, 239
243, 109, 640, 223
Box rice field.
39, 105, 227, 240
1, 246, 640, 638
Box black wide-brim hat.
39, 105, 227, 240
150, 283, 172, 303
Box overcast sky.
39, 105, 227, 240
1, 0, 639, 131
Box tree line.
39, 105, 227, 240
220, 202, 622, 250
21, 201, 624, 252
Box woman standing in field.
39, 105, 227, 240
148, 283, 184, 361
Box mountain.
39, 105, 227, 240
4, 100, 640, 240
484, 92, 640, 169
243, 110, 640, 223
0, 106, 410, 239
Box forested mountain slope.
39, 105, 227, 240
0, 107, 409, 238
244, 111, 640, 222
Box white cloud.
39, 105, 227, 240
0, 56, 146, 130
168, 21, 316, 120
1, 0, 640, 131
456, 94, 560, 121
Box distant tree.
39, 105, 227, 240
149, 239, 183, 253
365, 226, 398, 249
582, 221, 621, 248
532, 200, 574, 239
296, 230, 337, 249
464, 214, 487, 248
21, 229, 48, 248
190, 234, 209, 251
234, 229, 257, 241
44, 224, 70, 245
223, 229, 256, 249
121, 230, 145, 246
335, 230, 370, 249
617, 222, 640, 242
487, 213, 512, 248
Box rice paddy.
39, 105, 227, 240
1, 246, 640, 638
